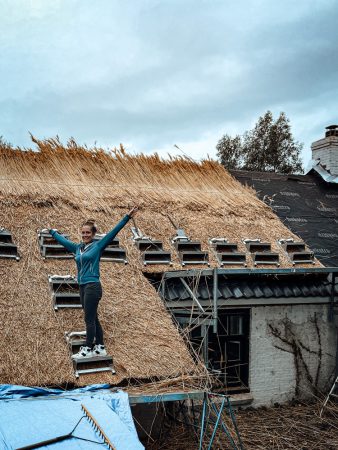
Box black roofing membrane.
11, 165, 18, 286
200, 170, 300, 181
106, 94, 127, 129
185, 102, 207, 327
231, 170, 338, 267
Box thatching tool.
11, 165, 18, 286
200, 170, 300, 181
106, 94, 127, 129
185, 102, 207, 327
166, 215, 192, 243
81, 403, 116, 450
131, 216, 138, 232
16, 434, 73, 449
166, 214, 179, 231
15, 416, 85, 450
130, 217, 152, 242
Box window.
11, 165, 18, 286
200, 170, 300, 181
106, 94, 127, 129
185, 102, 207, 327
229, 315, 243, 335
174, 309, 250, 394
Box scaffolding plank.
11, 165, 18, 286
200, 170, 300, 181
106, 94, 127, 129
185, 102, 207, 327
129, 390, 205, 404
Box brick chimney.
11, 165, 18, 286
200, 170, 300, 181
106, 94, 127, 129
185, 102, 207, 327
311, 125, 338, 175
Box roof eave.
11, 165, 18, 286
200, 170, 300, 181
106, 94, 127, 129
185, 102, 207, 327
305, 159, 338, 184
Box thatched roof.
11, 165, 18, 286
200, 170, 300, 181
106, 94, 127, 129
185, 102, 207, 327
0, 137, 321, 388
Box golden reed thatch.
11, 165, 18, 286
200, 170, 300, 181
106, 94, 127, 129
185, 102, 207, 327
0, 137, 321, 389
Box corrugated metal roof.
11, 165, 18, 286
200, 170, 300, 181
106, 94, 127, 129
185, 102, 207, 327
306, 160, 338, 184
163, 275, 338, 301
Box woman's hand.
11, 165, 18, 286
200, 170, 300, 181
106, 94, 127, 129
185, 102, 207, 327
128, 206, 139, 218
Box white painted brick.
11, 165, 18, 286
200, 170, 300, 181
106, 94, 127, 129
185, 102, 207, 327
312, 136, 338, 175
249, 305, 336, 407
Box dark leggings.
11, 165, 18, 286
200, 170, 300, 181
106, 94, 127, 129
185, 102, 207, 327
79, 282, 104, 348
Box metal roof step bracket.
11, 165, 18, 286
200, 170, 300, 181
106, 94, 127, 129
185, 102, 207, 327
94, 234, 128, 263
48, 274, 81, 310
171, 228, 209, 266
65, 331, 116, 378
244, 239, 280, 267
131, 226, 172, 265
38, 230, 74, 259
278, 238, 315, 265
166, 215, 209, 266
209, 238, 247, 267
0, 228, 20, 261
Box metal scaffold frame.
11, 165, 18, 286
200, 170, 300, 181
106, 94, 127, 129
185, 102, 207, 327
199, 392, 243, 450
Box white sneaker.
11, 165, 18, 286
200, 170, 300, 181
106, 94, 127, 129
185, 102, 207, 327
93, 345, 107, 357
71, 346, 93, 360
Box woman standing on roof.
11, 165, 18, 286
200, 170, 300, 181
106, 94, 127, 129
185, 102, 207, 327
49, 207, 138, 360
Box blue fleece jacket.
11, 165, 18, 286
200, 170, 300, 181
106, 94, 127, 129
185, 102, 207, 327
50, 214, 130, 285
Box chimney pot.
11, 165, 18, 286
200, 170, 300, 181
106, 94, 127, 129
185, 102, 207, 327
325, 125, 338, 137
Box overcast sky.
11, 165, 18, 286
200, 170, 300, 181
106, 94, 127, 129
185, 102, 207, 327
1, 0, 337, 165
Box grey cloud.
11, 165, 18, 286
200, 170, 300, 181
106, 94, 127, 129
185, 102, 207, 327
1, 0, 338, 162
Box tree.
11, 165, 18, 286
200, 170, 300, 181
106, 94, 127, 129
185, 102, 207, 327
216, 134, 244, 170
216, 111, 304, 173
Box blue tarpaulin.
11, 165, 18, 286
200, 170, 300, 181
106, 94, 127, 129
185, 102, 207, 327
0, 384, 144, 450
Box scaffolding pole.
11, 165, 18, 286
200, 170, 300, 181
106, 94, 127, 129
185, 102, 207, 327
213, 268, 218, 333
180, 277, 205, 314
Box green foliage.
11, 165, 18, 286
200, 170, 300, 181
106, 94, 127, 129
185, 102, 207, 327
216, 111, 304, 173
216, 134, 243, 170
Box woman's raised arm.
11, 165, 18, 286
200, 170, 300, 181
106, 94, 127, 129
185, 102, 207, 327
49, 229, 78, 254
96, 207, 139, 251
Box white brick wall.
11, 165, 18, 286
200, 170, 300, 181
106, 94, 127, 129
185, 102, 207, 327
249, 305, 336, 407
312, 136, 338, 175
